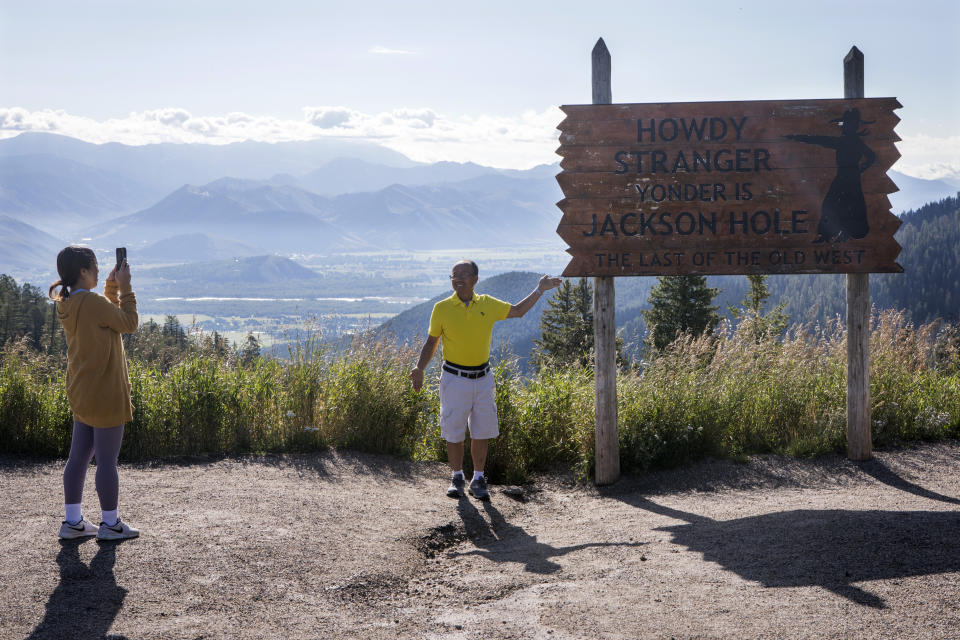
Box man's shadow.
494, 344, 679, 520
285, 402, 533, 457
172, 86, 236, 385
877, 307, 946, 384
617, 460, 960, 609
26, 540, 130, 640
448, 497, 645, 574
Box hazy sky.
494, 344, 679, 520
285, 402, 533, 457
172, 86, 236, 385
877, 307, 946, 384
1, 0, 957, 176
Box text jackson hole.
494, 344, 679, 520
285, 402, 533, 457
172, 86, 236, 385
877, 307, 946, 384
585, 115, 808, 238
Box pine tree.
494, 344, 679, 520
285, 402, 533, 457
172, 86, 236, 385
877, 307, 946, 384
533, 277, 594, 368
162, 315, 188, 351
41, 302, 65, 356
0, 275, 19, 346
728, 274, 789, 341
240, 333, 262, 366
643, 275, 720, 351
124, 317, 192, 369
208, 331, 230, 358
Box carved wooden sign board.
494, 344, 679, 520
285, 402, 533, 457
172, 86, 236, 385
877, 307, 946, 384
556, 98, 903, 276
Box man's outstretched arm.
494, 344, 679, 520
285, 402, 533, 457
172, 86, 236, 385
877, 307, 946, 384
506, 275, 563, 319
410, 334, 440, 391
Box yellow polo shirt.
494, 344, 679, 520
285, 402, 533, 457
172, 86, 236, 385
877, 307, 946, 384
428, 293, 512, 366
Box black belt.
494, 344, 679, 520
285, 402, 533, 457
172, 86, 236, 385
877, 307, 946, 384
443, 361, 489, 379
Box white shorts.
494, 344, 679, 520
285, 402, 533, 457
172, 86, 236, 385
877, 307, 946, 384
439, 367, 499, 443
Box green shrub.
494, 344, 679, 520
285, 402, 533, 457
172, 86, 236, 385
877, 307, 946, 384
481, 360, 593, 483
1, 311, 958, 484
318, 339, 426, 457
0, 342, 71, 457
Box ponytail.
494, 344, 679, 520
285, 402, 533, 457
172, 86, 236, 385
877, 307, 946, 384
48, 280, 69, 301
50, 246, 97, 301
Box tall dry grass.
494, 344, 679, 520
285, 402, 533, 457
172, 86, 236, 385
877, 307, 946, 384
1, 310, 957, 483
614, 310, 959, 475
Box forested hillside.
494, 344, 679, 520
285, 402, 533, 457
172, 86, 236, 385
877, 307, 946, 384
0, 275, 63, 355
876, 196, 960, 322
760, 195, 960, 325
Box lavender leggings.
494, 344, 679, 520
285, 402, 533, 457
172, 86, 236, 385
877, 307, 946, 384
63, 421, 125, 510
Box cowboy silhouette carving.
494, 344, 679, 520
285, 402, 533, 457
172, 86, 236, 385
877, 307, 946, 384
785, 108, 877, 243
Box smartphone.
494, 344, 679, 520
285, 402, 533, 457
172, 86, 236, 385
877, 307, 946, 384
115, 247, 127, 272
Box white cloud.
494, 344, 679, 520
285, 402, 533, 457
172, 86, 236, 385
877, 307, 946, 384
392, 108, 437, 128
369, 45, 414, 55
5, 103, 954, 175
303, 106, 358, 129
0, 107, 66, 132
0, 107, 328, 146
226, 112, 254, 124
145, 108, 191, 126
895, 134, 960, 181
3, 104, 955, 174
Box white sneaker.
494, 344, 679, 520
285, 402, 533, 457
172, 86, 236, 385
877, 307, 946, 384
58, 518, 98, 539
97, 518, 139, 541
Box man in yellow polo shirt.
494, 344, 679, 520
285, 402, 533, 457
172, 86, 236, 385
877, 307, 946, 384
410, 260, 561, 500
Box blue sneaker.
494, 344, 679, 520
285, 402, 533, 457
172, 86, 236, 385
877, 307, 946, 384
447, 474, 465, 498
468, 475, 490, 501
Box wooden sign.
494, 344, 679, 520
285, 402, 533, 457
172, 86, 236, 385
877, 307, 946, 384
556, 98, 903, 276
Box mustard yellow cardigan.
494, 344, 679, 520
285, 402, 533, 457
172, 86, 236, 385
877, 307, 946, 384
57, 281, 139, 427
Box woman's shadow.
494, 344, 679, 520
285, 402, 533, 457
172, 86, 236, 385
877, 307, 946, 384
26, 540, 130, 640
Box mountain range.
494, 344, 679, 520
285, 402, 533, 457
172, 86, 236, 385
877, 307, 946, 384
0, 215, 65, 271
2, 133, 957, 261
1, 133, 958, 336
77, 175, 560, 254
276, 157, 558, 195
0, 133, 563, 263
888, 171, 960, 213
0, 132, 416, 197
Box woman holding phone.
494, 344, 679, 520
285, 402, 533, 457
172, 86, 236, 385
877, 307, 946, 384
49, 246, 140, 540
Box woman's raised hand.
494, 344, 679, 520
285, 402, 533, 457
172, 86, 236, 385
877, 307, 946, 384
115, 260, 132, 287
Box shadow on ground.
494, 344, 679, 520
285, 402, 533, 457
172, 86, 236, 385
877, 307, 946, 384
26, 539, 131, 640
446, 498, 646, 574
857, 458, 960, 505
128, 448, 434, 482
248, 448, 430, 480
616, 460, 960, 609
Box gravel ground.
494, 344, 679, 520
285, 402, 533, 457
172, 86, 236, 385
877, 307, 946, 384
3, 441, 960, 639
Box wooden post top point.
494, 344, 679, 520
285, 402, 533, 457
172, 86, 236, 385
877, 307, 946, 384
592, 38, 609, 57
844, 46, 863, 64
844, 46, 864, 99
592, 38, 611, 105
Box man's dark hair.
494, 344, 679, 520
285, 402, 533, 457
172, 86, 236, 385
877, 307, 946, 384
454, 260, 478, 277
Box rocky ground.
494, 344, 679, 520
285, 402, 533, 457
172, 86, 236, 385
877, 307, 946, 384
4, 441, 960, 639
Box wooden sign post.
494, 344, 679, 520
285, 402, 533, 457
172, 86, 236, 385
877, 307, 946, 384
845, 47, 872, 461
559, 41, 901, 482
591, 39, 619, 486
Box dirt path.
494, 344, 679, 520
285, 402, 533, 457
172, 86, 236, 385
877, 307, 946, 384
4, 441, 960, 639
